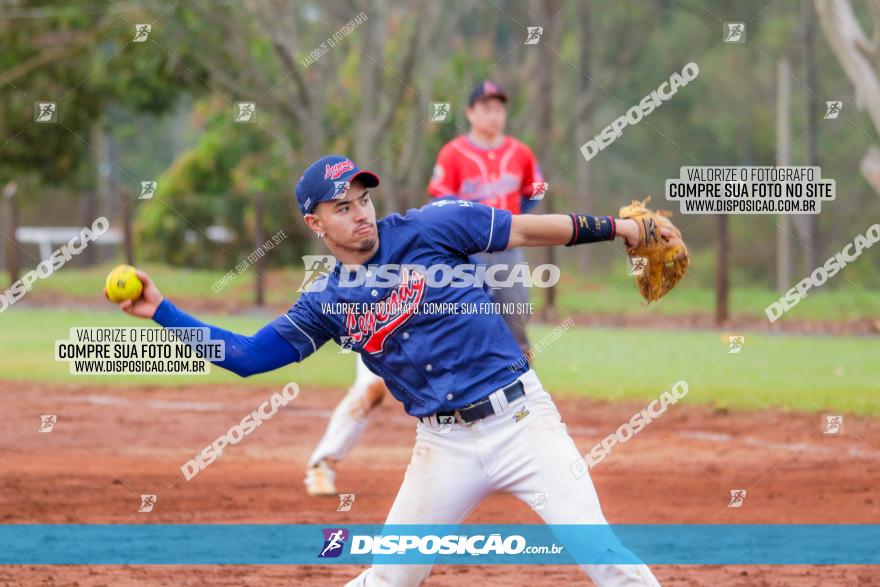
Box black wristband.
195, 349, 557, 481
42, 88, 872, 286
565, 214, 616, 246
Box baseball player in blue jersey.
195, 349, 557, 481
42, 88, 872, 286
114, 155, 669, 586
306, 81, 541, 496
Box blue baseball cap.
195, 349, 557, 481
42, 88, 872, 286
295, 155, 380, 215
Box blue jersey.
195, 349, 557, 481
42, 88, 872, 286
270, 200, 528, 417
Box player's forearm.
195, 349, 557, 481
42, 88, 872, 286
152, 299, 299, 376
508, 213, 639, 248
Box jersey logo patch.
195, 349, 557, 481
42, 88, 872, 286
344, 267, 426, 354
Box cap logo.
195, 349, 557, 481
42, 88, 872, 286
324, 160, 355, 180
484, 81, 498, 94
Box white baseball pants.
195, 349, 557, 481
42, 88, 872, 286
344, 369, 660, 586
308, 356, 384, 468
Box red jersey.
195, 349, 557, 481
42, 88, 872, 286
427, 135, 543, 214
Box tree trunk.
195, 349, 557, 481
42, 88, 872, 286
355, 0, 383, 167
715, 215, 729, 326
92, 121, 111, 219
776, 59, 792, 293
382, 171, 400, 219
400, 20, 444, 210
814, 0, 880, 196
537, 0, 564, 322
576, 0, 592, 273
860, 146, 880, 194
82, 191, 97, 266
2, 182, 19, 286
802, 0, 820, 270
814, 0, 880, 133
253, 192, 266, 306
121, 184, 134, 266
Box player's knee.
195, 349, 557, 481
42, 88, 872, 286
347, 379, 387, 419
365, 379, 387, 409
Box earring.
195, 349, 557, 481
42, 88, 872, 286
317, 231, 325, 238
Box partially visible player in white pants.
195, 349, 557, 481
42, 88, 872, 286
344, 369, 660, 586
304, 355, 386, 495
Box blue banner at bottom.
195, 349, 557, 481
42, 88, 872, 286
0, 525, 876, 565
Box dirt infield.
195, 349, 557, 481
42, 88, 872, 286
0, 379, 877, 586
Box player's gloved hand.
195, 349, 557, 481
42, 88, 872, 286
618, 196, 689, 303
116, 270, 164, 319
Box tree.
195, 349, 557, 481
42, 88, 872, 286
814, 0, 880, 195
535, 0, 565, 321
173, 1, 449, 213
802, 0, 821, 271
0, 1, 195, 244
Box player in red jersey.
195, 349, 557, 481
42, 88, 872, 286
428, 80, 544, 351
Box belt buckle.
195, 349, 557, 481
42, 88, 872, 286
453, 409, 472, 427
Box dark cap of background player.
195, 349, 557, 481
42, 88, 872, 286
467, 80, 508, 107
295, 155, 380, 215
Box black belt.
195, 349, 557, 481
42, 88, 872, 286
421, 379, 526, 425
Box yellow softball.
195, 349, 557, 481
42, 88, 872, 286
104, 265, 143, 303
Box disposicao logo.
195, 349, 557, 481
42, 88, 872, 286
319, 528, 349, 558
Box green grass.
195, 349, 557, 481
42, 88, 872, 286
24, 261, 880, 321
3, 307, 349, 388
540, 261, 880, 321
549, 281, 880, 321
3, 309, 878, 416
528, 324, 880, 416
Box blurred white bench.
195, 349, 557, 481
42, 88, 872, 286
16, 225, 234, 262
15, 226, 122, 261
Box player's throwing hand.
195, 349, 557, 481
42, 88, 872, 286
112, 270, 164, 318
